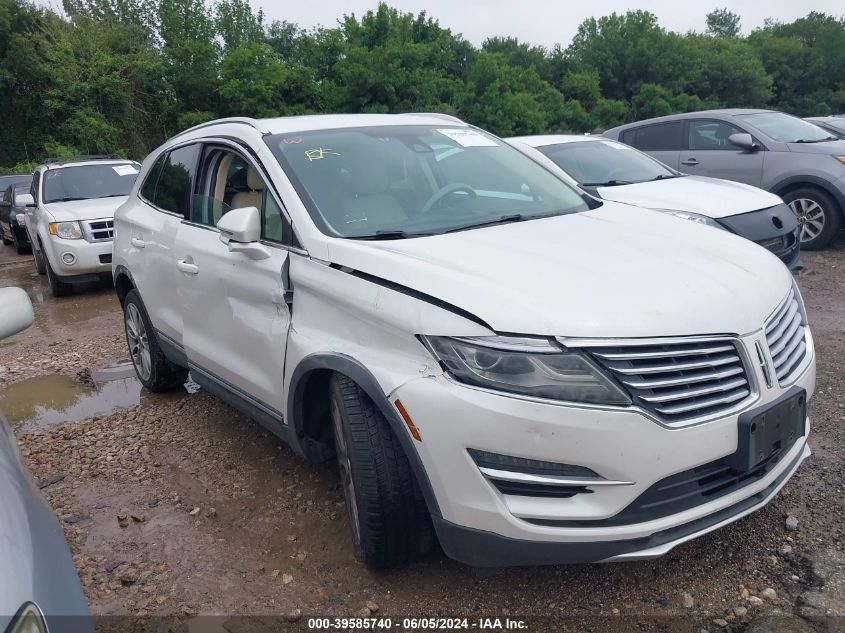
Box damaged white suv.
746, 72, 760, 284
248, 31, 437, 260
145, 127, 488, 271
113, 114, 815, 568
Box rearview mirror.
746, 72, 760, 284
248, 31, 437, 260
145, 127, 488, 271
216, 206, 270, 260
16, 193, 35, 207
728, 133, 759, 152
0, 287, 34, 340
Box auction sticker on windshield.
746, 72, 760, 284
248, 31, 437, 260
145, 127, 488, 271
437, 128, 498, 147
113, 165, 139, 176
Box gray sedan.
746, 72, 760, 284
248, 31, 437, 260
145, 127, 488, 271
605, 109, 845, 249
0, 288, 91, 633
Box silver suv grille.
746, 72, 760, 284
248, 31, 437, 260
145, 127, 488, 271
765, 288, 808, 384
590, 340, 752, 424
82, 218, 114, 242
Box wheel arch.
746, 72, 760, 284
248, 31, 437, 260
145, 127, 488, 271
287, 353, 441, 518
113, 264, 136, 307
773, 176, 845, 219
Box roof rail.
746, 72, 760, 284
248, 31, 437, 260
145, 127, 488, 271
43, 154, 124, 166
402, 112, 465, 124
176, 117, 268, 137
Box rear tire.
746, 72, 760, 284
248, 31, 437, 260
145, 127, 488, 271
1, 229, 11, 245
329, 373, 432, 569
123, 290, 188, 392
45, 258, 74, 297
13, 233, 29, 254
783, 187, 842, 250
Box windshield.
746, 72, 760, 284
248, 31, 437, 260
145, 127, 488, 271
266, 126, 589, 238
537, 140, 677, 186
43, 163, 139, 203
738, 112, 835, 143
820, 119, 845, 135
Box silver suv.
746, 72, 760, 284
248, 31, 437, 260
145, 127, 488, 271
605, 109, 845, 249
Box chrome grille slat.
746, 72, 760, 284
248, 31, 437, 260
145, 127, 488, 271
592, 344, 734, 361
590, 339, 752, 424
82, 218, 114, 242
765, 288, 809, 385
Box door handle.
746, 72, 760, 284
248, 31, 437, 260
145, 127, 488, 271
176, 259, 199, 275
131, 237, 146, 249
681, 158, 699, 166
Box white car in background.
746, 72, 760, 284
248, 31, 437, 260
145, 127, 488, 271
509, 135, 802, 270
22, 156, 140, 297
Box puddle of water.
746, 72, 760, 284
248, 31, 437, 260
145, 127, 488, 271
0, 370, 142, 432
0, 361, 200, 432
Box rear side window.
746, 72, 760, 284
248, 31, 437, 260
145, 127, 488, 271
145, 145, 199, 216
140, 155, 165, 202
622, 122, 683, 151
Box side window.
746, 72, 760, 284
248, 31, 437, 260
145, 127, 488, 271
688, 120, 746, 150
140, 154, 166, 203
263, 195, 297, 246
31, 173, 40, 203
622, 122, 683, 151
152, 145, 199, 217
192, 148, 259, 226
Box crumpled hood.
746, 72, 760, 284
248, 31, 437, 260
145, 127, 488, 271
43, 196, 128, 222
325, 202, 792, 338
596, 176, 783, 219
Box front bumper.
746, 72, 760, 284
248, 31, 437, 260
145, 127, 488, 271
45, 234, 112, 280
392, 331, 815, 567
717, 205, 801, 270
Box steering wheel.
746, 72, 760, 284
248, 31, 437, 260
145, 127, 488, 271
421, 183, 477, 213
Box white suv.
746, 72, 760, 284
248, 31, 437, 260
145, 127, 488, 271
113, 114, 815, 569
23, 156, 140, 296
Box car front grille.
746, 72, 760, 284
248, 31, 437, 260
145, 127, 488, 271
83, 218, 114, 242
765, 288, 808, 384
590, 339, 752, 425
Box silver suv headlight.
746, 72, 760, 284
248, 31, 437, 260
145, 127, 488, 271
5, 603, 48, 633
49, 221, 82, 239
422, 335, 631, 405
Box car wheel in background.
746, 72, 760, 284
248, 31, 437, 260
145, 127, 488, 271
329, 373, 432, 569
13, 233, 29, 254
1, 227, 11, 245
33, 241, 46, 274
783, 188, 842, 250
123, 290, 187, 392
45, 258, 74, 297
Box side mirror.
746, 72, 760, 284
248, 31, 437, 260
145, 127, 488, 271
216, 206, 270, 260
0, 287, 34, 340
728, 133, 759, 152
16, 193, 35, 207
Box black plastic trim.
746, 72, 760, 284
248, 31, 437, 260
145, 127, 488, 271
287, 353, 442, 517
434, 441, 805, 567
155, 330, 189, 368
772, 174, 845, 214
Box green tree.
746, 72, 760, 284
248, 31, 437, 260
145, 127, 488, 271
706, 8, 741, 38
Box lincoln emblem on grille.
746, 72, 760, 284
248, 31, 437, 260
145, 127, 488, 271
755, 340, 773, 389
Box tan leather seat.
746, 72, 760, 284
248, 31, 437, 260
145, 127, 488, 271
231, 166, 264, 211
343, 161, 406, 228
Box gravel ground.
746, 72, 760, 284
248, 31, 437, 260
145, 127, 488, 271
1, 238, 843, 632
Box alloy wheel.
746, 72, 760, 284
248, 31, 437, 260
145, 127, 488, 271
330, 392, 362, 547
125, 303, 152, 381
788, 198, 826, 243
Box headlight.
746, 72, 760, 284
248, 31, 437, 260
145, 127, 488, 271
15, 213, 25, 223
422, 335, 631, 405
6, 603, 48, 633
654, 209, 724, 229
833, 156, 845, 165
49, 221, 82, 239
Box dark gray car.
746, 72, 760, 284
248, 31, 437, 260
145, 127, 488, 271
1, 183, 34, 253
605, 109, 845, 249
0, 287, 91, 633
805, 116, 845, 140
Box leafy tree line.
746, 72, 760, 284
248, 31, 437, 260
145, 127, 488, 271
1, 0, 844, 170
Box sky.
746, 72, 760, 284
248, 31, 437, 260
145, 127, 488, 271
254, 0, 844, 48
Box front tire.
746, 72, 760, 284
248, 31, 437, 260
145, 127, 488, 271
784, 188, 842, 250
45, 258, 74, 297
123, 290, 187, 392
33, 241, 46, 274
329, 373, 432, 569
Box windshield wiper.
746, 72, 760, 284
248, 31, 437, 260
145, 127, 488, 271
650, 174, 684, 181
352, 230, 430, 240
443, 214, 528, 234
793, 137, 837, 143
48, 197, 86, 202
580, 179, 633, 187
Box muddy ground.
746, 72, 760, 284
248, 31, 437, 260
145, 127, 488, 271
1, 238, 843, 632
